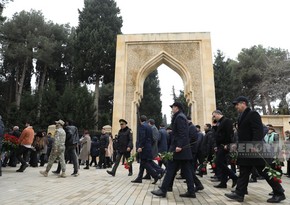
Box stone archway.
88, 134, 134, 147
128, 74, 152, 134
112, 32, 216, 141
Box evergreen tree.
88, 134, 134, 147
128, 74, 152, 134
74, 0, 123, 129
139, 70, 162, 127
213, 50, 239, 120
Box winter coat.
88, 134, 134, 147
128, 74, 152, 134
137, 122, 153, 160
117, 126, 133, 153
79, 134, 91, 161
170, 111, 192, 160
236, 107, 265, 166
158, 127, 168, 153
90, 136, 100, 157
151, 125, 159, 157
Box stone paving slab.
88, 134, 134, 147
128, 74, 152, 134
0, 163, 289, 205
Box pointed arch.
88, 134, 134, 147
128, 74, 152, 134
133, 51, 196, 113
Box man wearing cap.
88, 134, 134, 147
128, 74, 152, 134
53, 119, 80, 176
40, 120, 66, 177
151, 102, 195, 198
107, 119, 133, 176
225, 96, 286, 203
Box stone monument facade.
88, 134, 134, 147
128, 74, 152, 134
112, 32, 216, 141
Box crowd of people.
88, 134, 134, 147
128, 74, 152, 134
0, 95, 289, 203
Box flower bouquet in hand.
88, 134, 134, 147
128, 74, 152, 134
124, 153, 137, 169
229, 151, 238, 165
158, 152, 173, 161
2, 134, 19, 152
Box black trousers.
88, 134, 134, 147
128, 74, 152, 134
111, 151, 132, 174
161, 159, 194, 194
236, 165, 284, 196
16, 145, 30, 166
216, 148, 237, 184
57, 145, 79, 173
136, 159, 163, 179
98, 148, 106, 168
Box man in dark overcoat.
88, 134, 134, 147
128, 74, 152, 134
131, 115, 164, 184
225, 96, 286, 203
151, 102, 195, 198
212, 110, 238, 188
107, 119, 133, 176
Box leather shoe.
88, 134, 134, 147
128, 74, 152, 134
231, 190, 248, 195
142, 175, 151, 180
194, 185, 204, 192
267, 194, 286, 203
106, 170, 115, 177
268, 191, 274, 196
214, 183, 227, 188
232, 178, 237, 188
151, 189, 166, 197
158, 186, 172, 192
131, 179, 142, 183
179, 192, 196, 198
152, 177, 158, 184
225, 192, 244, 202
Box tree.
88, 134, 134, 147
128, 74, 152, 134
74, 0, 123, 130
0, 10, 46, 110
98, 82, 114, 126
139, 70, 162, 127
233, 45, 290, 114
213, 50, 239, 120
0, 0, 13, 22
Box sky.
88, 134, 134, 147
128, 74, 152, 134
3, 0, 290, 122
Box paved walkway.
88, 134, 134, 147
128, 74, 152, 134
0, 163, 289, 205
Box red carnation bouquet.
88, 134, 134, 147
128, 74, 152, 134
2, 134, 19, 152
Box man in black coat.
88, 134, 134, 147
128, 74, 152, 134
131, 115, 164, 184
107, 119, 133, 176
212, 110, 238, 189
225, 96, 286, 203
151, 102, 195, 198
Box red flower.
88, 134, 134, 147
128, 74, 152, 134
278, 179, 282, 183
273, 177, 278, 182
124, 165, 130, 169
201, 168, 206, 172
212, 163, 216, 169
154, 156, 161, 162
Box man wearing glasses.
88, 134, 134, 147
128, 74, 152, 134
107, 119, 133, 176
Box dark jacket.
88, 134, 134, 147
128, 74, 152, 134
213, 116, 233, 147
170, 111, 193, 160
205, 129, 214, 157
188, 122, 199, 153
237, 107, 265, 166
90, 136, 100, 157
65, 125, 79, 146
137, 122, 153, 160
99, 133, 109, 149
158, 127, 168, 153
117, 126, 133, 153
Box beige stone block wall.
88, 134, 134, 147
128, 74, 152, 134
112, 33, 216, 145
